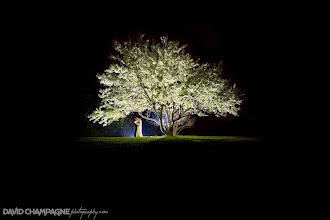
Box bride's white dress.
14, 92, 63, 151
134, 120, 143, 137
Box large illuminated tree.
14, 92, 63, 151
88, 35, 242, 136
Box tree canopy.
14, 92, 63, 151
88, 35, 242, 135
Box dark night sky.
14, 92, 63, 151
54, 17, 271, 140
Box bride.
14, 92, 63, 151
134, 117, 143, 137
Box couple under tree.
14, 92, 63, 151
134, 117, 143, 137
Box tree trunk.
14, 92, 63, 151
159, 122, 178, 136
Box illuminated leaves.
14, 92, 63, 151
88, 35, 242, 128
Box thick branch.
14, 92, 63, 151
139, 81, 154, 106
158, 106, 167, 135
181, 107, 193, 116
173, 121, 179, 135
171, 102, 176, 127
175, 114, 190, 123
173, 108, 192, 122
177, 125, 190, 134
138, 112, 159, 126
165, 109, 171, 129
137, 79, 165, 130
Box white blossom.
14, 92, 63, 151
88, 35, 242, 135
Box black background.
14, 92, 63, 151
50, 17, 286, 219
4, 13, 291, 220
0, 3, 306, 218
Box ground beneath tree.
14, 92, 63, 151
59, 135, 264, 164
52, 135, 282, 219
71, 136, 261, 151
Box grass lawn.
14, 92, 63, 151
57, 134, 270, 217
53, 135, 278, 220
74, 135, 261, 151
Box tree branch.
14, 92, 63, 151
175, 114, 190, 122
139, 81, 154, 106
181, 107, 193, 115
176, 120, 195, 134
138, 112, 159, 126
177, 125, 190, 134
173, 107, 192, 122
157, 106, 168, 135
165, 109, 171, 129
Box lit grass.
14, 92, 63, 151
75, 136, 260, 150
77, 135, 242, 144
78, 136, 163, 143
76, 136, 162, 148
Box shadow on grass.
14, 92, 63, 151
65, 136, 263, 165
70, 136, 261, 153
